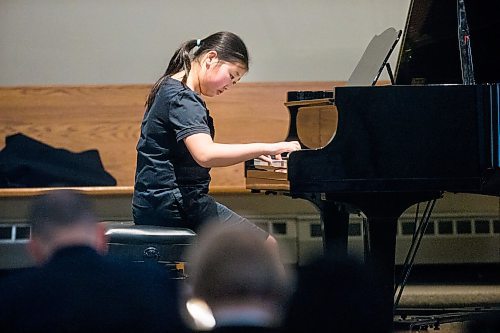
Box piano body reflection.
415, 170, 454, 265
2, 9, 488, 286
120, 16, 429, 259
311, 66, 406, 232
245, 0, 500, 330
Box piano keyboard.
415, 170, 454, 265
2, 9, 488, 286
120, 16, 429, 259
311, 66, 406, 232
246, 158, 289, 191
253, 158, 288, 171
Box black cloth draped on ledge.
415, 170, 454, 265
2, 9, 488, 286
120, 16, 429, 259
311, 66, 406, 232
0, 133, 116, 188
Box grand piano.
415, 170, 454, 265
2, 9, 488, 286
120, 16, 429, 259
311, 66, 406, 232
246, 0, 500, 331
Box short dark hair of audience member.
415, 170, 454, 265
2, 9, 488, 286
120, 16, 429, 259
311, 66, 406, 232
282, 251, 386, 333
0, 189, 186, 333
27, 189, 106, 263
182, 222, 294, 331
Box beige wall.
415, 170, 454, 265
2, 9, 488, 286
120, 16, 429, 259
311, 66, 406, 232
0, 0, 410, 85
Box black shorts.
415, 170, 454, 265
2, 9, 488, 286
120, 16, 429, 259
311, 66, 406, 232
133, 191, 268, 242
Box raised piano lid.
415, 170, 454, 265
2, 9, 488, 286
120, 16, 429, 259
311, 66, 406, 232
395, 0, 500, 85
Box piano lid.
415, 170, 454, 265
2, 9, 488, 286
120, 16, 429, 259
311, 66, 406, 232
395, 0, 500, 85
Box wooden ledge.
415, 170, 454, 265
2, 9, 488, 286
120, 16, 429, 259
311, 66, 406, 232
0, 185, 251, 198
0, 186, 133, 197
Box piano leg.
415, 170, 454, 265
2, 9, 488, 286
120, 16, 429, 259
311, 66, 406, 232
321, 201, 350, 256
363, 214, 399, 332
312, 192, 442, 332
297, 193, 350, 257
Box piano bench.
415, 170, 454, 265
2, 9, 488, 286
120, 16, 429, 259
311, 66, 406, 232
105, 225, 197, 279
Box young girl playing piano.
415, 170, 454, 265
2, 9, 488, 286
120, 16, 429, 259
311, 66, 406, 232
133, 31, 300, 248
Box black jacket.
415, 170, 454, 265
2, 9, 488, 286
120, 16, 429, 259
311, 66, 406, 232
0, 246, 185, 333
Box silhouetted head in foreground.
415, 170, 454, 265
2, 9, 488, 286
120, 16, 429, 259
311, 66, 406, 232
28, 189, 107, 264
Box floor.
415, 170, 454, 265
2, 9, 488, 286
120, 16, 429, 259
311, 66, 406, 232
389, 263, 500, 332
394, 322, 468, 333
392, 283, 500, 332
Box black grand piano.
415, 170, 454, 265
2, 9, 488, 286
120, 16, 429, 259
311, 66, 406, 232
245, 0, 500, 331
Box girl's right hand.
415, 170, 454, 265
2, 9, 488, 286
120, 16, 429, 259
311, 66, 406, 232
257, 141, 301, 163
273, 141, 301, 157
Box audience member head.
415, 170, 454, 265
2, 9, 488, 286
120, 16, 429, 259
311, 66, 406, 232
27, 189, 107, 264
283, 251, 384, 333
182, 222, 294, 330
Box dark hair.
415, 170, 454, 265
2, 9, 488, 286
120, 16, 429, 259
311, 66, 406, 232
29, 189, 97, 239
187, 223, 291, 304
146, 31, 249, 110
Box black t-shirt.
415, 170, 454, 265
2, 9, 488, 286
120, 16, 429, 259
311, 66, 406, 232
133, 78, 217, 228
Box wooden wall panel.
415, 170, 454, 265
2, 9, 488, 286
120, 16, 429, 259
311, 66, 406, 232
0, 82, 342, 190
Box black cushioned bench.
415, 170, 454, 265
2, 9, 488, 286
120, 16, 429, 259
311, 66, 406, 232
105, 225, 197, 278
